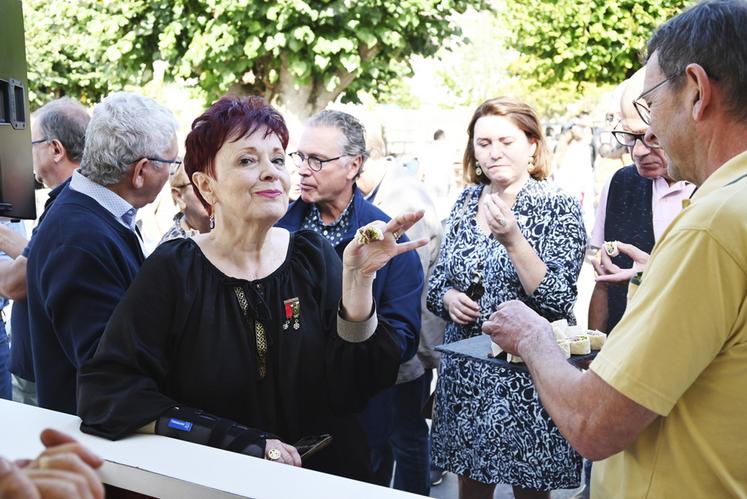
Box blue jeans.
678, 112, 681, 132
361, 371, 433, 495
391, 370, 433, 496
0, 325, 11, 400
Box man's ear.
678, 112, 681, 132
687, 63, 712, 121
50, 139, 66, 164
130, 158, 149, 189
346, 155, 364, 181
171, 188, 187, 210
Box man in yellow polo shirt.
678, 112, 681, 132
481, 1, 747, 497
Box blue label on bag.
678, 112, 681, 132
167, 418, 193, 432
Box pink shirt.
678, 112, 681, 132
591, 174, 695, 248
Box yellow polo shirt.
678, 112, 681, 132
590, 151, 747, 498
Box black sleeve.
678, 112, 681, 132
296, 232, 402, 414
77, 244, 189, 438
77, 243, 266, 447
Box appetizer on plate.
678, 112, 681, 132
587, 330, 607, 350
569, 335, 591, 355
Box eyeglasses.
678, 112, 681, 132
31, 137, 49, 146
146, 156, 183, 173
289, 151, 348, 172
632, 72, 680, 125
611, 130, 661, 150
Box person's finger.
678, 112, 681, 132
283, 444, 302, 467
481, 320, 498, 334
0, 457, 13, 478
385, 210, 425, 236
490, 193, 511, 211
598, 250, 622, 274
23, 469, 93, 499
482, 194, 502, 219
591, 256, 606, 276
0, 458, 41, 499
453, 299, 480, 319
393, 238, 428, 255
33, 454, 104, 499
599, 249, 614, 267
278, 446, 296, 467
39, 429, 78, 449
449, 308, 469, 325
596, 268, 637, 283
38, 441, 103, 470
456, 295, 480, 312
616, 242, 650, 264
461, 307, 481, 320
486, 310, 501, 322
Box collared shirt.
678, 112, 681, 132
300, 195, 355, 247
591, 151, 747, 498
649, 176, 696, 240
69, 170, 146, 254
591, 172, 694, 248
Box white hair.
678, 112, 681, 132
79, 92, 178, 185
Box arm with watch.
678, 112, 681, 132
135, 406, 301, 466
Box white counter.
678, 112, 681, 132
0, 399, 425, 498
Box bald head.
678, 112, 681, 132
620, 67, 647, 129
618, 67, 670, 180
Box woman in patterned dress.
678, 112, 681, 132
427, 97, 587, 499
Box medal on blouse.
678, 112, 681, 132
283, 297, 301, 331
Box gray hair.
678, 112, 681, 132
33, 97, 90, 163
79, 92, 178, 185
648, 0, 747, 122
307, 109, 370, 161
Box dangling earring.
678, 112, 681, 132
475, 161, 483, 177
209, 214, 215, 230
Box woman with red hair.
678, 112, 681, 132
78, 95, 425, 481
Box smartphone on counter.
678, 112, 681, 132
294, 433, 333, 460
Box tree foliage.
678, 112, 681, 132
23, 0, 485, 116
501, 0, 690, 86
420, 7, 611, 119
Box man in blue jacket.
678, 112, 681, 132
0, 97, 90, 405
26, 92, 179, 414
277, 110, 423, 485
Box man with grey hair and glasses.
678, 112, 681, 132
484, 1, 747, 497
26, 91, 178, 414
587, 68, 694, 335
277, 110, 423, 485
0, 97, 90, 406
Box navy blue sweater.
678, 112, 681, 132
10, 179, 69, 382
277, 186, 423, 363
26, 186, 144, 414
604, 165, 655, 332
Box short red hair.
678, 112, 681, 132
184, 95, 289, 211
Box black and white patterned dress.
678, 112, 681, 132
427, 179, 587, 489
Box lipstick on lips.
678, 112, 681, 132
255, 189, 283, 199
